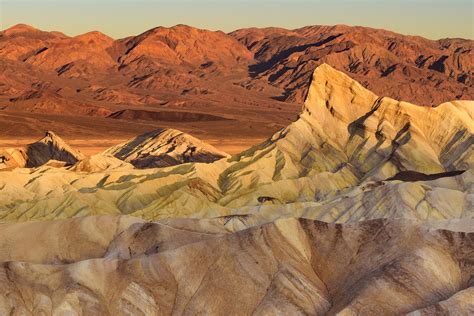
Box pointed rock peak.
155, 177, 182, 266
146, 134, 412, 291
104, 128, 229, 169
302, 63, 378, 118
20, 131, 84, 168
45, 130, 58, 137
41, 130, 57, 140
49, 132, 83, 154
37, 131, 83, 157
311, 63, 362, 89
143, 128, 198, 141
42, 130, 65, 143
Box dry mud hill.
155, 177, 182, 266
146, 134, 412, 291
0, 131, 84, 169
0, 216, 473, 315
230, 25, 474, 105
0, 64, 471, 222
103, 128, 230, 168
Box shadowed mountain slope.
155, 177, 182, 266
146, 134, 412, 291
231, 25, 473, 105
0, 131, 84, 169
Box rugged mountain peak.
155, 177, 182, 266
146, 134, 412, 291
41, 130, 69, 147
302, 63, 378, 119
0, 131, 85, 169
220, 65, 472, 207
25, 131, 85, 167
103, 128, 230, 168
298, 64, 473, 173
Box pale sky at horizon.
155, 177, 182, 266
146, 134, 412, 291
1, 0, 473, 40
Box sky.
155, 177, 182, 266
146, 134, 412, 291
1, 0, 473, 39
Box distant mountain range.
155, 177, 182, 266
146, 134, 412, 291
0, 23, 472, 145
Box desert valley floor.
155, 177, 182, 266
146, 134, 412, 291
0, 23, 472, 315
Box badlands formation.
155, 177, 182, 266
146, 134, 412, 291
0, 64, 471, 221
0, 64, 472, 314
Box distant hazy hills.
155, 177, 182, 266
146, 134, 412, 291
0, 23, 472, 117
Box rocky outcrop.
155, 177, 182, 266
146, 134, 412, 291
103, 128, 230, 168
0, 131, 84, 169
211, 64, 473, 208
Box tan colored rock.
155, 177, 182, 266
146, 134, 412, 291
103, 128, 230, 168
68, 154, 132, 172
0, 131, 84, 169
0, 217, 472, 315
407, 287, 474, 315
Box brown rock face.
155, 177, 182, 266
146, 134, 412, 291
230, 25, 473, 105
0, 24, 472, 153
